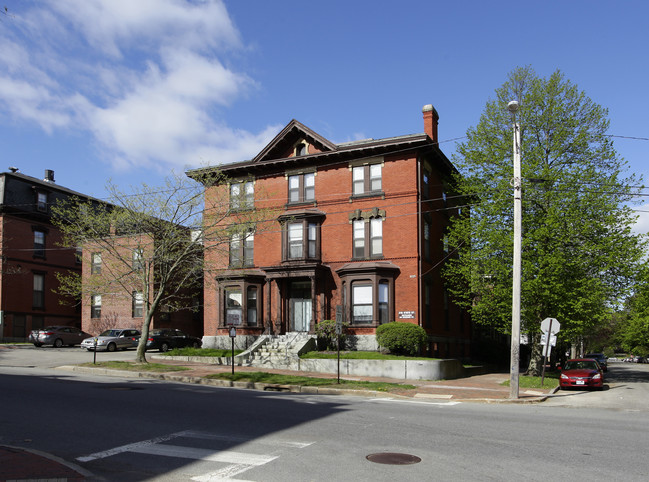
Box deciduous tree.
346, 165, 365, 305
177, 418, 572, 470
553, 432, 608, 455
53, 171, 272, 363
444, 66, 646, 373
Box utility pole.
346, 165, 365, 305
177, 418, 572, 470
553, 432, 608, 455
508, 100, 522, 400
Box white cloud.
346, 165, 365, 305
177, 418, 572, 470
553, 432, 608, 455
48, 0, 241, 57
0, 0, 274, 173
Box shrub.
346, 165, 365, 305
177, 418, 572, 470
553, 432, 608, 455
376, 322, 427, 356
315, 319, 349, 351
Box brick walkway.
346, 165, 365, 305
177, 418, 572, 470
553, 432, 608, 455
0, 445, 88, 481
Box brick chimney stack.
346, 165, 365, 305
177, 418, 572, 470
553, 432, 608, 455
422, 104, 439, 143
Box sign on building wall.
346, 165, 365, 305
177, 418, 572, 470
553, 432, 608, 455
398, 311, 415, 319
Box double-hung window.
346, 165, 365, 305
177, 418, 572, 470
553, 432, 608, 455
229, 230, 254, 267
91, 252, 102, 274
33, 230, 46, 258
33, 273, 45, 309
352, 162, 382, 196
288, 172, 315, 204
225, 287, 243, 325
286, 221, 318, 260
230, 181, 254, 210
132, 249, 143, 271
91, 295, 102, 318
352, 284, 373, 324
132, 291, 144, 318
288, 223, 304, 259
351, 212, 383, 259
37, 192, 48, 212
247, 286, 258, 327
378, 281, 389, 324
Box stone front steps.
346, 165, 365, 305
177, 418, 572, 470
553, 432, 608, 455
241, 333, 315, 369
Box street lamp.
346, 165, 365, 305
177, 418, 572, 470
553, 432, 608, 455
508, 100, 522, 400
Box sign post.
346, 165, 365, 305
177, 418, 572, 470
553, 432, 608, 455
540, 318, 560, 386
335, 306, 342, 384
229, 326, 236, 375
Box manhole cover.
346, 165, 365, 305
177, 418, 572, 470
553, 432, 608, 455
366, 453, 421, 465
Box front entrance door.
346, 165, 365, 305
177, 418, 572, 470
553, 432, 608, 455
289, 281, 312, 332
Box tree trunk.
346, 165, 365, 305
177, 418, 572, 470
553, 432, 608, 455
526, 339, 544, 376
135, 313, 153, 363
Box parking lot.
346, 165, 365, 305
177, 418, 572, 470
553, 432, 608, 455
0, 344, 139, 369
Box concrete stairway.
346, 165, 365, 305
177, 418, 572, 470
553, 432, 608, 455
244, 333, 315, 369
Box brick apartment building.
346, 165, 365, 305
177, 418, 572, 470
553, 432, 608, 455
0, 169, 84, 341
189, 105, 471, 359
79, 220, 203, 338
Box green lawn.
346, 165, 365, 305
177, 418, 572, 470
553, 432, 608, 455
501, 373, 559, 389
204, 371, 416, 392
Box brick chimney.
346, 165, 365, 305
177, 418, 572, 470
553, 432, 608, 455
422, 104, 439, 143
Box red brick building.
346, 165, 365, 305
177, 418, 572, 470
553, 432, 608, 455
190, 105, 470, 359
79, 225, 203, 338
0, 169, 83, 341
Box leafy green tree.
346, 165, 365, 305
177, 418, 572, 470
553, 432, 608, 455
444, 66, 647, 374
615, 271, 649, 355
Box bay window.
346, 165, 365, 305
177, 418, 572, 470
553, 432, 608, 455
280, 210, 324, 262
336, 262, 398, 326
222, 278, 264, 328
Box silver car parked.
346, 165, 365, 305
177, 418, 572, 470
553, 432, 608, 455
29, 326, 91, 348
81, 329, 141, 352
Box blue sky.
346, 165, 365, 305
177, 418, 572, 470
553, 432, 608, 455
1, 0, 648, 230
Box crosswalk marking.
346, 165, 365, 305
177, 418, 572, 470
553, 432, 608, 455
191, 463, 254, 481
77, 430, 314, 481
181, 430, 313, 448
130, 443, 278, 465
76, 431, 188, 462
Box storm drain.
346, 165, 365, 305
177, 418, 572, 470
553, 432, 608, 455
366, 453, 422, 465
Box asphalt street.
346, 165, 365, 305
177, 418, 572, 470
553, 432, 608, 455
1, 347, 649, 481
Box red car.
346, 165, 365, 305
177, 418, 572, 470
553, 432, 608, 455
559, 358, 604, 390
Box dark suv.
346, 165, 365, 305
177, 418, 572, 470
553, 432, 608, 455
584, 353, 608, 372
145, 329, 202, 352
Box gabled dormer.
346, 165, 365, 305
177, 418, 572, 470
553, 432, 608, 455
251, 119, 337, 163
